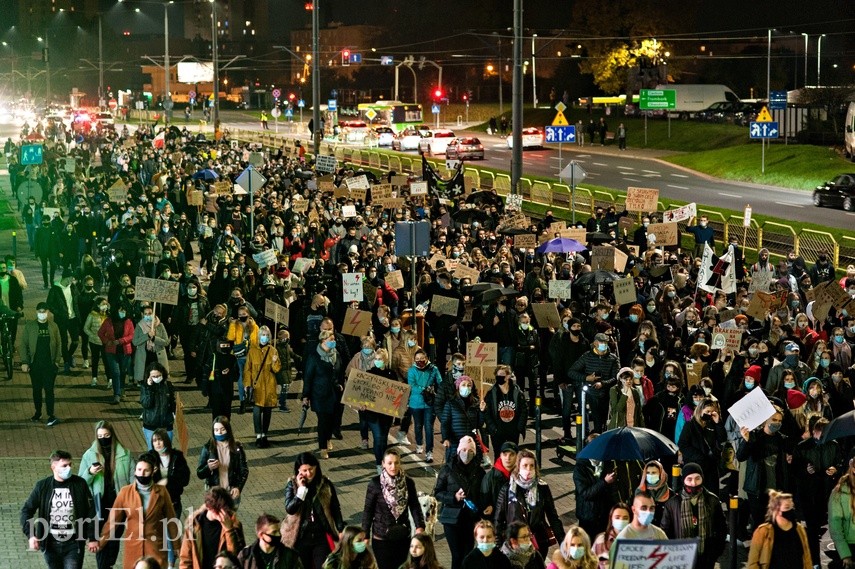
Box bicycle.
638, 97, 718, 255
0, 315, 19, 380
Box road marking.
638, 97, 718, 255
490, 144, 506, 148
578, 154, 592, 158
642, 169, 659, 174
672, 173, 689, 178
617, 166, 634, 170
624, 178, 641, 183
593, 162, 608, 166
642, 174, 661, 178
775, 202, 804, 208
718, 192, 742, 198
667, 184, 690, 190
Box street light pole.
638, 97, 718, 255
44, 36, 51, 105
311, 0, 321, 153
210, 0, 219, 132
511, 0, 523, 191
164, 2, 170, 121
531, 33, 537, 108
98, 15, 104, 109
817, 34, 826, 88
498, 37, 503, 116
801, 33, 809, 87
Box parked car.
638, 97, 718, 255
813, 174, 855, 211
419, 129, 456, 155
391, 128, 423, 151
445, 137, 485, 160
695, 101, 736, 122
506, 127, 545, 149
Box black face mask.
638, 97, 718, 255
684, 484, 702, 495
98, 437, 112, 448
136, 474, 152, 486
495, 375, 507, 385
780, 509, 797, 522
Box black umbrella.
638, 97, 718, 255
577, 426, 679, 461
821, 410, 855, 443
466, 190, 502, 207
452, 209, 490, 224
497, 226, 531, 236
586, 232, 614, 245
298, 402, 310, 433
480, 287, 521, 304
462, 282, 499, 295
574, 270, 620, 287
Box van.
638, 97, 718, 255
657, 84, 740, 119
845, 102, 855, 161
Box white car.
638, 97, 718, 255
419, 129, 456, 155
392, 128, 423, 151
338, 120, 370, 143
95, 112, 115, 127
372, 126, 395, 147
506, 127, 545, 149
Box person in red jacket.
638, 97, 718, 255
98, 306, 135, 404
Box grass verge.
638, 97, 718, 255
0, 196, 20, 230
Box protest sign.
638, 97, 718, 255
614, 248, 629, 273
341, 307, 373, 337
252, 249, 278, 269
685, 361, 707, 388
377, 197, 406, 209
613, 276, 637, 305
315, 154, 337, 174
427, 254, 447, 270
363, 281, 378, 304
647, 222, 678, 246
452, 264, 481, 284
334, 186, 351, 199
317, 176, 336, 192
618, 216, 634, 234
135, 277, 180, 305
210, 180, 231, 195
465, 342, 498, 368
107, 186, 127, 203
345, 174, 370, 191
342, 204, 357, 218
506, 194, 523, 210
559, 227, 587, 243
342, 273, 364, 302
291, 257, 315, 274
591, 246, 615, 271
349, 187, 367, 201
409, 181, 428, 195
291, 199, 308, 213
532, 303, 562, 329
370, 183, 393, 200
514, 234, 537, 249
391, 175, 410, 188
64, 157, 76, 173
728, 385, 777, 431
548, 280, 572, 300
264, 299, 290, 326
430, 295, 459, 317
712, 326, 743, 351
174, 394, 189, 454
187, 190, 204, 206
745, 290, 775, 320
342, 369, 411, 418
549, 221, 567, 234
612, 539, 698, 569
662, 202, 697, 223
748, 270, 775, 293
385, 270, 405, 290
625, 187, 659, 212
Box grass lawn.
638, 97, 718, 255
0, 196, 19, 230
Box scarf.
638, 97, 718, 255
625, 390, 637, 427
679, 490, 709, 553
501, 541, 534, 569
380, 470, 408, 519
317, 343, 337, 367
139, 317, 161, 352
510, 473, 538, 508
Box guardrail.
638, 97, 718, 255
228, 128, 855, 270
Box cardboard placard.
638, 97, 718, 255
342, 273, 364, 302
363, 281, 378, 304
108, 186, 127, 203
409, 181, 428, 195
685, 361, 707, 388
549, 221, 567, 234
625, 187, 660, 212
506, 193, 523, 210
548, 280, 572, 300
662, 202, 697, 223
452, 264, 481, 284
315, 154, 337, 174
613, 276, 637, 305
748, 270, 775, 293
334, 186, 351, 199
291, 257, 315, 274
345, 175, 370, 191
430, 295, 459, 317
647, 222, 678, 246
427, 254, 447, 271
591, 246, 615, 271
503, 212, 529, 230
252, 249, 279, 269
465, 342, 498, 368
391, 175, 410, 188
342, 368, 411, 419
712, 326, 743, 351
618, 216, 634, 234
614, 248, 629, 273
264, 299, 290, 326
291, 199, 308, 213
377, 197, 406, 209
559, 227, 587, 243
514, 234, 537, 249
318, 176, 336, 192
174, 393, 189, 454
134, 277, 180, 305
342, 307, 373, 337
349, 187, 367, 201
212, 180, 232, 195
531, 302, 562, 329
385, 270, 405, 290
370, 183, 393, 200
342, 204, 357, 218
64, 157, 76, 173
187, 190, 204, 207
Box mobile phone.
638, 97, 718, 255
92, 462, 101, 467
207, 458, 216, 463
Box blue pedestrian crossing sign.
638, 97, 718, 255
285, 109, 293, 118
297, 99, 305, 108
749, 122, 779, 139
544, 125, 576, 143
431, 104, 440, 115
328, 99, 337, 111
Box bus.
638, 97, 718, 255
357, 101, 423, 133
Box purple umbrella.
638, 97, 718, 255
536, 237, 587, 254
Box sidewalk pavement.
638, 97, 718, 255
0, 163, 579, 568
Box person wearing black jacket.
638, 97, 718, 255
363, 350, 397, 471
434, 436, 485, 569
482, 365, 528, 453
173, 281, 210, 384
196, 417, 249, 507
139, 362, 176, 449
569, 333, 620, 433
513, 313, 540, 406
194, 304, 229, 396
362, 449, 426, 569
573, 451, 616, 540
238, 513, 304, 569
423, 273, 464, 373
549, 317, 589, 442
149, 428, 191, 517
440, 377, 484, 464
482, 442, 517, 518
677, 399, 726, 499
21, 450, 99, 567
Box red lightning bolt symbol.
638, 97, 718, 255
392, 392, 403, 409
474, 344, 488, 365
349, 311, 362, 326
647, 546, 667, 569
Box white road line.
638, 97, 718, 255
624, 178, 641, 183
642, 169, 659, 174
642, 174, 661, 178
577, 154, 592, 158
775, 202, 804, 208
617, 166, 634, 170
593, 162, 608, 166
718, 192, 742, 198
667, 184, 690, 190
672, 173, 689, 178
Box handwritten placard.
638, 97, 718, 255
728, 385, 776, 431
342, 273, 364, 302
315, 154, 337, 174
370, 183, 393, 200
559, 228, 588, 244
532, 302, 562, 329
377, 197, 406, 209
342, 204, 357, 218
514, 234, 537, 249
549, 221, 567, 234
685, 361, 707, 388
291, 257, 315, 274
625, 187, 660, 212
252, 249, 279, 269
212, 180, 232, 195
345, 175, 370, 191
291, 199, 308, 213
342, 368, 411, 418
409, 181, 428, 196
591, 246, 615, 271
612, 539, 698, 569
506, 193, 523, 210
465, 342, 498, 368
334, 186, 351, 199
264, 299, 290, 326
430, 295, 459, 317
662, 203, 697, 223
452, 264, 481, 284
134, 277, 180, 305
712, 326, 743, 351
385, 270, 405, 290
349, 187, 367, 201
108, 186, 127, 203
318, 176, 336, 192
342, 307, 373, 337
613, 276, 637, 305
187, 190, 204, 206
647, 222, 678, 246
548, 280, 572, 300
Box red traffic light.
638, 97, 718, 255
462, 94, 468, 101
343, 50, 350, 58
304, 2, 313, 9
434, 89, 443, 99
288, 93, 296, 100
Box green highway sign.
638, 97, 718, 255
639, 89, 676, 110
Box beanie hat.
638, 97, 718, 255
744, 365, 762, 382
734, 314, 748, 326
457, 435, 476, 453
617, 367, 634, 380
454, 375, 472, 389
682, 462, 704, 480
786, 389, 807, 410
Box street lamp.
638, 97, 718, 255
210, 0, 220, 132
817, 34, 826, 88
531, 33, 537, 108
801, 32, 809, 87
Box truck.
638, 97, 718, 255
845, 102, 855, 161
656, 84, 741, 119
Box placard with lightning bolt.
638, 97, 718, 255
465, 342, 497, 368
611, 538, 699, 569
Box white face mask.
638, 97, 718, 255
37, 312, 48, 322
151, 376, 163, 384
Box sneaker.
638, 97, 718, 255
30, 414, 42, 423
396, 432, 411, 445
425, 451, 433, 463
360, 439, 369, 450
111, 396, 120, 405
319, 449, 329, 459
327, 440, 334, 451
82, 360, 90, 369
416, 445, 424, 454
107, 380, 113, 390
46, 416, 60, 427
90, 377, 98, 387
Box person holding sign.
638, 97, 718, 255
132, 305, 170, 389
746, 490, 811, 569
362, 349, 396, 471
686, 215, 716, 258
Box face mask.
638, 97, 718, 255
645, 474, 660, 485
352, 541, 367, 554
810, 390, 820, 400
699, 221, 708, 228
214, 433, 229, 442
744, 381, 755, 390
517, 542, 533, 552
784, 381, 795, 389
562, 321, 570, 331
767, 422, 782, 434
259, 335, 269, 345
495, 375, 507, 385
684, 484, 702, 495
187, 287, 198, 296
118, 311, 126, 319
647, 304, 656, 312
748, 348, 759, 357
597, 343, 608, 353
637, 510, 655, 527
791, 301, 799, 308
821, 359, 830, 368
151, 376, 163, 384
612, 519, 629, 532
568, 546, 585, 560
520, 323, 530, 331
326, 340, 337, 350
99, 304, 109, 312
373, 359, 385, 369
629, 314, 639, 323
143, 315, 153, 322
785, 355, 798, 367
459, 450, 474, 464
781, 509, 797, 522
797, 321, 808, 329
98, 437, 112, 448
835, 335, 845, 344
239, 316, 249, 323
667, 291, 677, 299
459, 386, 472, 397
391, 326, 400, 334
57, 466, 72, 480
136, 474, 152, 486
477, 542, 495, 554
834, 374, 843, 384
37, 312, 48, 323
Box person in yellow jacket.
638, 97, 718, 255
747, 490, 812, 569
226, 306, 259, 415
245, 325, 282, 448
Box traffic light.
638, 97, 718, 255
288, 93, 296, 101
433, 88, 443, 100
342, 50, 350, 67
462, 93, 468, 102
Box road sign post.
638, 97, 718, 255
236, 165, 268, 236
558, 161, 587, 224
751, 105, 778, 174
639, 89, 677, 144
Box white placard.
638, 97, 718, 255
342, 204, 357, 218
315, 154, 337, 174
409, 181, 428, 196
662, 202, 697, 223
727, 386, 777, 431
342, 273, 364, 303
548, 280, 572, 299
252, 249, 278, 269
345, 174, 370, 191
506, 193, 523, 210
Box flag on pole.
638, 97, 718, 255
422, 155, 466, 200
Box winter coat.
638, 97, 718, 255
829, 483, 855, 559
78, 440, 134, 513
678, 418, 727, 490
282, 475, 344, 547
245, 343, 282, 408
19, 319, 61, 367
98, 317, 134, 356
99, 483, 180, 569
434, 370, 459, 418
46, 283, 80, 325
179, 506, 245, 569
434, 457, 485, 524
747, 521, 811, 569
196, 441, 249, 491
483, 382, 528, 440
303, 348, 343, 415
83, 311, 107, 345
139, 380, 176, 431
238, 541, 304, 569
391, 344, 417, 382
736, 430, 791, 495
793, 437, 842, 512
569, 349, 619, 398
481, 460, 512, 515
572, 460, 612, 524
132, 320, 170, 382
548, 331, 589, 384
172, 295, 211, 337
494, 478, 565, 552
407, 363, 442, 410
607, 386, 645, 429
151, 449, 191, 511
514, 326, 540, 369
226, 318, 259, 356
659, 490, 727, 561
441, 395, 482, 443
361, 474, 425, 539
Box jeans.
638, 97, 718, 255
142, 427, 173, 450
410, 407, 435, 452
26, 223, 35, 250
43, 535, 84, 569
236, 356, 247, 401
88, 342, 104, 380
364, 417, 392, 465
104, 353, 131, 396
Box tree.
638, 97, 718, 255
797, 86, 855, 134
